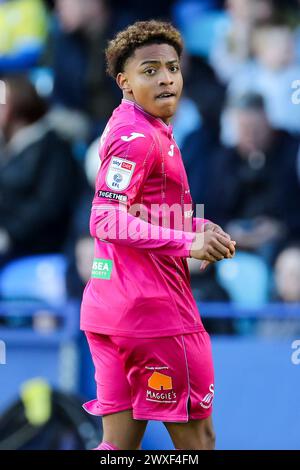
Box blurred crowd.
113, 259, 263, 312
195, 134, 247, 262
0, 0, 300, 307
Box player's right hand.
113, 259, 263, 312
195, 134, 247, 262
190, 231, 236, 262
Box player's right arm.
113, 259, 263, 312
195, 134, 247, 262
91, 124, 233, 260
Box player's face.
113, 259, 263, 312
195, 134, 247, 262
119, 43, 183, 124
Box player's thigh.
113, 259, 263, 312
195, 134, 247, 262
164, 415, 215, 450
84, 332, 147, 450
102, 410, 148, 450
164, 331, 215, 450
84, 331, 133, 416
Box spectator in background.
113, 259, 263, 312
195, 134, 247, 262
187, 257, 234, 334
226, 22, 300, 135
65, 137, 99, 300
0, 75, 82, 266
206, 93, 300, 264
274, 246, 300, 302
256, 242, 300, 337
179, 53, 226, 205
112, 0, 174, 22
0, 0, 48, 73
210, 0, 275, 83
44, 0, 120, 142
65, 171, 95, 300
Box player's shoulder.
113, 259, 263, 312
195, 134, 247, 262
100, 121, 157, 165
108, 103, 158, 146
108, 120, 156, 149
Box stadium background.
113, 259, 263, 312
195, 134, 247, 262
0, 0, 300, 450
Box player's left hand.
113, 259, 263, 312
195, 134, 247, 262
201, 223, 236, 271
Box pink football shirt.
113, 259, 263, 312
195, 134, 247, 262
80, 99, 208, 337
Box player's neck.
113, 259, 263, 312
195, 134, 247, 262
122, 94, 171, 125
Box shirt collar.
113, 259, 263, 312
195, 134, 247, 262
121, 98, 173, 135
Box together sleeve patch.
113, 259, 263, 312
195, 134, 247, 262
97, 190, 128, 203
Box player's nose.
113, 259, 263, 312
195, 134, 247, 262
158, 69, 174, 86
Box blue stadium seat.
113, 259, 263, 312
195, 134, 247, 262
216, 252, 270, 308
173, 2, 227, 57
0, 254, 81, 415
0, 254, 67, 307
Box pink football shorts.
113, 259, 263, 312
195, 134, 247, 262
82, 331, 215, 422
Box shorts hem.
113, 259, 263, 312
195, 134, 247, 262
101, 406, 133, 417
83, 401, 132, 417
189, 410, 213, 420
133, 413, 188, 423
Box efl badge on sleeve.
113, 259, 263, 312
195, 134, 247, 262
105, 157, 136, 191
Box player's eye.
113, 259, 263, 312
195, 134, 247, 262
144, 68, 156, 75
169, 65, 180, 73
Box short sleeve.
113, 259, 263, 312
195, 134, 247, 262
93, 125, 157, 208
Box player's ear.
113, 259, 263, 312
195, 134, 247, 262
116, 72, 132, 94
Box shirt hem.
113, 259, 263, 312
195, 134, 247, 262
80, 323, 206, 338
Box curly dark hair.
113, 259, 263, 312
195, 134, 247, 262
105, 20, 184, 78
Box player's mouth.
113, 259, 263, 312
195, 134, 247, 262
155, 91, 177, 101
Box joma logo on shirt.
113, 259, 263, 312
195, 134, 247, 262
121, 132, 145, 142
